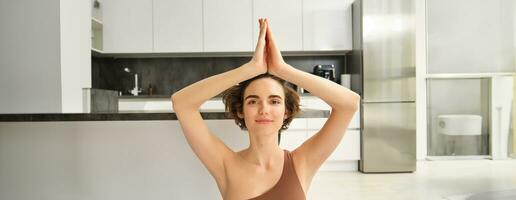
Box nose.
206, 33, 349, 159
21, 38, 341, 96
258, 102, 270, 115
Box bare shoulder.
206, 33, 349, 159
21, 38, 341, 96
218, 149, 253, 198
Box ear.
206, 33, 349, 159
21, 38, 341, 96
237, 111, 244, 119
284, 110, 289, 120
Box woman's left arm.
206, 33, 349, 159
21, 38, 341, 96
265, 19, 360, 185
272, 66, 360, 112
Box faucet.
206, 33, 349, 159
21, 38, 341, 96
124, 67, 142, 96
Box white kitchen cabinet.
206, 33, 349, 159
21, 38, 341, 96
280, 130, 307, 151
203, 0, 253, 52
280, 119, 307, 151
153, 0, 203, 52
306, 124, 360, 161
103, 0, 153, 53
302, 0, 352, 51
253, 0, 303, 51
348, 106, 360, 129
307, 117, 361, 161
308, 130, 360, 160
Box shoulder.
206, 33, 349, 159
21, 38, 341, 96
217, 149, 254, 197
211, 150, 241, 196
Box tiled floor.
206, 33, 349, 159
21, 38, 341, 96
308, 160, 516, 200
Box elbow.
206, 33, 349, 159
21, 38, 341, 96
171, 92, 183, 110
170, 92, 179, 102
350, 93, 361, 111
170, 92, 178, 104
336, 91, 361, 112
171, 92, 200, 111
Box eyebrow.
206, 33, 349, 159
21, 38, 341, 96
244, 95, 283, 101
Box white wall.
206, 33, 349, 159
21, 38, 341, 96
0, 0, 62, 113
0, 0, 91, 113
60, 0, 92, 112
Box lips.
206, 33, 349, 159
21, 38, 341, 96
255, 119, 273, 123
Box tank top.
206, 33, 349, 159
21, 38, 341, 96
248, 150, 306, 200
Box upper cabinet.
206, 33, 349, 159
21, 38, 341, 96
153, 0, 203, 52
101, 0, 351, 53
302, 0, 352, 51
203, 0, 253, 52
253, 0, 303, 51
103, 0, 153, 53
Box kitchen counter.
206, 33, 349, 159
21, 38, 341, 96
0, 109, 329, 122
117, 93, 314, 99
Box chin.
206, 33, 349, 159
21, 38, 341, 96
249, 126, 281, 135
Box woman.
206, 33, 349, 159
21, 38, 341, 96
171, 18, 360, 200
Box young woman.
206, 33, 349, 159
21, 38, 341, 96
171, 18, 360, 200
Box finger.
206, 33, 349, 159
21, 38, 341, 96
265, 19, 277, 50
265, 18, 273, 42
255, 18, 267, 54
264, 19, 280, 55
258, 18, 267, 42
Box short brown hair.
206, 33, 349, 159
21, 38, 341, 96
221, 73, 300, 133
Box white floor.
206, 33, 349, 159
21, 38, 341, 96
308, 159, 516, 200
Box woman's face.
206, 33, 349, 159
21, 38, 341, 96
238, 78, 288, 136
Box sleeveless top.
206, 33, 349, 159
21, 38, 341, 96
248, 150, 306, 200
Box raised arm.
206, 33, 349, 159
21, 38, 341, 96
170, 19, 268, 186
264, 19, 360, 187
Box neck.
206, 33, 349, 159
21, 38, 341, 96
245, 130, 283, 166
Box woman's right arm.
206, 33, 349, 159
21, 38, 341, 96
170, 19, 268, 185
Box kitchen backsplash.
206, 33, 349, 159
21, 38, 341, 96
92, 55, 347, 96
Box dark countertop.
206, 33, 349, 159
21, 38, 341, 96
117, 93, 314, 99
0, 109, 329, 122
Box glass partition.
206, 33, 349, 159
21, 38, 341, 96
426, 78, 490, 156
426, 0, 516, 159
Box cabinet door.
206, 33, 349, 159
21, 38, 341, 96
204, 0, 253, 52
307, 119, 360, 161
331, 130, 360, 160
253, 0, 303, 51
279, 119, 307, 151
103, 0, 153, 53
280, 130, 307, 151
153, 0, 203, 52
302, 0, 352, 50
307, 128, 360, 161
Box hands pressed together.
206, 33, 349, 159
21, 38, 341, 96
248, 18, 289, 76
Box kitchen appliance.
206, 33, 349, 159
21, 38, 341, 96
313, 64, 336, 81
350, 0, 416, 173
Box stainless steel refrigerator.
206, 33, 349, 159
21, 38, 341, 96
350, 0, 416, 173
